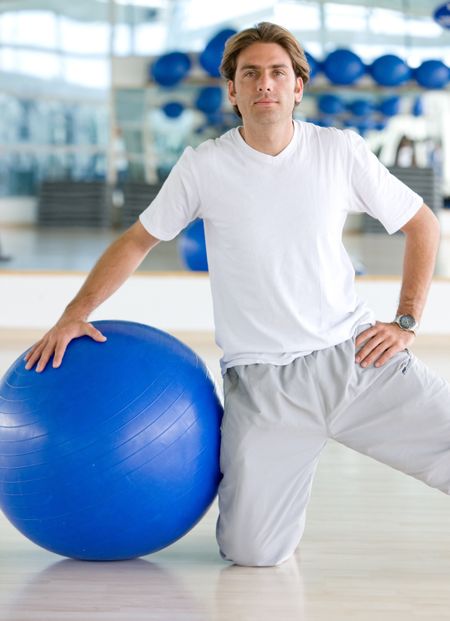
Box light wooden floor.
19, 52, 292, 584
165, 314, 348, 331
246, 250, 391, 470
1, 330, 450, 621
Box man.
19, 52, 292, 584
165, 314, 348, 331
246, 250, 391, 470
26, 23, 449, 568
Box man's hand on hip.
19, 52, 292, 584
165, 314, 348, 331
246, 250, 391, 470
354, 321, 415, 368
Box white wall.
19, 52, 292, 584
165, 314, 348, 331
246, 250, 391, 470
0, 197, 37, 225
1, 272, 449, 334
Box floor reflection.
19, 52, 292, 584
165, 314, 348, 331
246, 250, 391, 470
213, 555, 306, 621
4, 557, 209, 620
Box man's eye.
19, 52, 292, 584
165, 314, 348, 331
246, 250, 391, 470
244, 71, 256, 77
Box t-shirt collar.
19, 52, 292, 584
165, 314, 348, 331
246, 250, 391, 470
233, 120, 299, 163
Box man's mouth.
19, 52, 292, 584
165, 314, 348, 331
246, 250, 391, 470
254, 99, 278, 105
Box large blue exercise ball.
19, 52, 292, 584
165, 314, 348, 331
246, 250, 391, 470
178, 219, 208, 271
200, 28, 237, 78
369, 55, 411, 86
323, 49, 365, 85
414, 60, 449, 89
195, 86, 223, 114
0, 320, 223, 561
151, 52, 192, 87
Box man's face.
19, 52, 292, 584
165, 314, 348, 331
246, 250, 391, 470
227, 42, 303, 127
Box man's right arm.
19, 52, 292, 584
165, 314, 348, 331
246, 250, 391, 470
25, 220, 160, 373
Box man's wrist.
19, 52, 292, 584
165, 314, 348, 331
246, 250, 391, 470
62, 300, 91, 323
393, 313, 419, 334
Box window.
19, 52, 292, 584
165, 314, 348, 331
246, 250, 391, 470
275, 2, 321, 31
325, 3, 368, 32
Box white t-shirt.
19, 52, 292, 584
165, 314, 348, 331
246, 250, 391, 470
139, 121, 423, 374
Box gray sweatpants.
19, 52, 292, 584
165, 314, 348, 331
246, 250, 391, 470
216, 324, 450, 567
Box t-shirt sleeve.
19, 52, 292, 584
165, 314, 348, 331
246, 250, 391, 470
345, 129, 423, 235
139, 146, 201, 241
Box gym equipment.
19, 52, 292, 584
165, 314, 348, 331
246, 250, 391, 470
305, 52, 320, 80
412, 96, 424, 117
151, 52, 192, 87
434, 3, 450, 29
414, 60, 449, 89
0, 321, 223, 561
379, 96, 401, 117
318, 94, 345, 115
323, 49, 365, 85
348, 99, 375, 117
178, 219, 208, 271
369, 55, 411, 87
162, 102, 185, 119
200, 28, 237, 78
195, 87, 223, 115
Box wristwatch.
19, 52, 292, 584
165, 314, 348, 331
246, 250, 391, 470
393, 313, 419, 334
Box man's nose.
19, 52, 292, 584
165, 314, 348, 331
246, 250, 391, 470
257, 74, 273, 91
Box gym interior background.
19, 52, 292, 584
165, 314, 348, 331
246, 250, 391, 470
1, 1, 450, 619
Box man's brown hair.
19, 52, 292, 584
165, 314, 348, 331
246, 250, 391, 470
220, 22, 310, 118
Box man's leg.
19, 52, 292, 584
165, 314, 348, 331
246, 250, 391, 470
329, 346, 450, 492
216, 361, 328, 567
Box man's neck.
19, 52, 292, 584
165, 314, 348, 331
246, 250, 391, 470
239, 120, 295, 156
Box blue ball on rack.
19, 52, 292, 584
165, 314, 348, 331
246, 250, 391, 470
200, 28, 237, 78
379, 96, 401, 117
318, 94, 345, 115
414, 60, 449, 89
323, 49, 366, 85
162, 101, 185, 118
369, 55, 411, 87
196, 86, 223, 115
348, 99, 375, 117
151, 51, 192, 87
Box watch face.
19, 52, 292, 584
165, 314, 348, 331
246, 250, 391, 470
399, 314, 415, 329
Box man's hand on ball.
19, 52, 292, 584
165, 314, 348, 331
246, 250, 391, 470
24, 319, 107, 373
354, 320, 415, 369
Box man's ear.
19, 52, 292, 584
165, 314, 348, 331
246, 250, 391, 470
295, 77, 304, 103
227, 80, 237, 105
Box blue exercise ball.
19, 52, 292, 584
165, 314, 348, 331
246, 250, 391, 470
206, 111, 225, 127
200, 28, 237, 78
178, 220, 208, 272
348, 99, 375, 117
369, 55, 411, 86
305, 51, 320, 80
355, 116, 377, 135
375, 120, 387, 132
323, 49, 365, 85
151, 52, 192, 87
318, 94, 345, 115
196, 86, 223, 114
414, 60, 449, 89
162, 101, 185, 118
412, 96, 424, 117
307, 117, 334, 128
434, 3, 450, 29
379, 96, 401, 117
0, 320, 222, 561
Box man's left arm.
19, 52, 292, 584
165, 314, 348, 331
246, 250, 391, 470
355, 203, 441, 368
